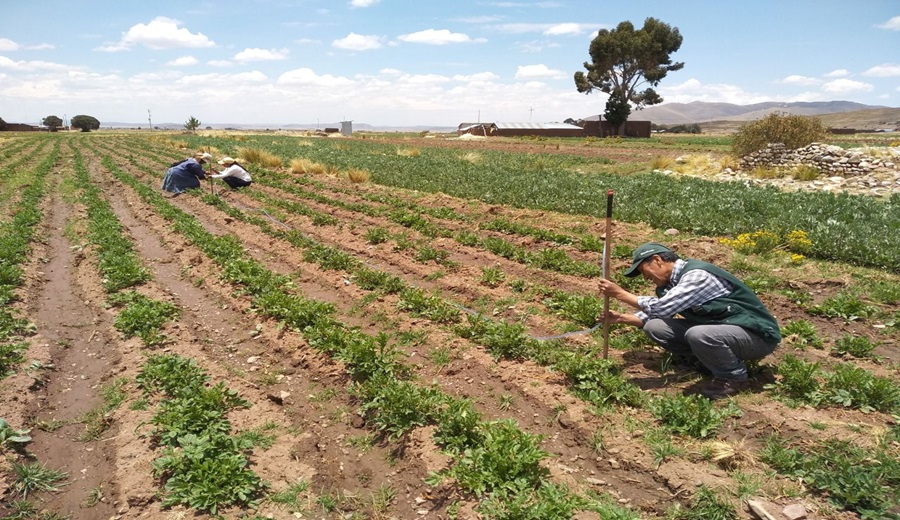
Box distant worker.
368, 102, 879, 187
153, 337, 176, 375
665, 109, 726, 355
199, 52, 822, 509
597, 243, 781, 400
210, 157, 252, 190
161, 152, 211, 196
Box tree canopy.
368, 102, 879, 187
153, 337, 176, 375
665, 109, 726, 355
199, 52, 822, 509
0, 117, 6, 131
42, 115, 63, 130
71, 115, 100, 132
184, 116, 201, 132
575, 17, 683, 131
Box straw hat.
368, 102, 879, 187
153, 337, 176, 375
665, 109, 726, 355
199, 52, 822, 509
217, 157, 236, 166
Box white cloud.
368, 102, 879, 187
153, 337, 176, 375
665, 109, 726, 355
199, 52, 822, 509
543, 23, 596, 36
395, 73, 451, 86
0, 38, 54, 51
823, 69, 849, 78
332, 33, 383, 50
492, 22, 599, 35
0, 56, 73, 72
862, 63, 900, 77
167, 56, 198, 67
453, 72, 500, 82
96, 16, 215, 52
208, 59, 232, 67
515, 64, 565, 80
780, 75, 820, 86
234, 48, 289, 62
821, 78, 874, 93
350, 0, 379, 6
396, 29, 482, 45
277, 68, 354, 87
875, 15, 900, 30
233, 71, 268, 82
660, 78, 773, 105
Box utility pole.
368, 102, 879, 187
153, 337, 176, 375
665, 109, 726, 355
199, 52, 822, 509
529, 106, 534, 123
148, 109, 152, 131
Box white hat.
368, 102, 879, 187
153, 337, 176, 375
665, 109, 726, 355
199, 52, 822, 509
195, 152, 213, 162
217, 157, 235, 166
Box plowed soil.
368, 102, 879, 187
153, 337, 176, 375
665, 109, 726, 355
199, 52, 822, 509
0, 134, 895, 520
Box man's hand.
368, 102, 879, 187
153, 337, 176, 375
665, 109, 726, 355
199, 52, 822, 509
598, 310, 644, 328
597, 278, 624, 298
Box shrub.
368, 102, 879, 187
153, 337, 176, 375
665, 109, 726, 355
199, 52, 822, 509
732, 112, 827, 156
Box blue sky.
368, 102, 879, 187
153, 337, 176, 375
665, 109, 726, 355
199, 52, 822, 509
1, 0, 898, 127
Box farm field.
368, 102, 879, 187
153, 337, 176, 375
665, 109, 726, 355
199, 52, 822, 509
0, 131, 897, 520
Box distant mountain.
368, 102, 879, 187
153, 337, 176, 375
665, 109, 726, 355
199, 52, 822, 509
631, 100, 890, 125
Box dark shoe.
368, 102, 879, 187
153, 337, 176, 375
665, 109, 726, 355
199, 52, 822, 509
669, 355, 712, 375
699, 378, 749, 400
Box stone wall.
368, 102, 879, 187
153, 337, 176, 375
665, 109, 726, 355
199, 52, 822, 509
740, 142, 897, 177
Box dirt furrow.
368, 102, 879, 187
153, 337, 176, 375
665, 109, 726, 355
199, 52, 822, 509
91, 144, 688, 515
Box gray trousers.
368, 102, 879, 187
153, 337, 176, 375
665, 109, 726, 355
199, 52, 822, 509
642, 318, 778, 380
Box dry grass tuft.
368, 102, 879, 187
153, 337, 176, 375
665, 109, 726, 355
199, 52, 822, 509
789, 164, 821, 181
396, 148, 421, 157
749, 165, 783, 179
704, 439, 758, 470
346, 168, 371, 183
259, 152, 283, 168
461, 152, 482, 165
324, 164, 340, 176
719, 155, 740, 171
236, 146, 264, 163
670, 154, 723, 176
649, 156, 674, 171
289, 158, 326, 175
296, 139, 314, 147
236, 147, 282, 168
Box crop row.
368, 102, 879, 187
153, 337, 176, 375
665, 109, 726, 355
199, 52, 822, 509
83, 141, 657, 518
180, 134, 899, 270
114, 137, 899, 517
0, 140, 57, 379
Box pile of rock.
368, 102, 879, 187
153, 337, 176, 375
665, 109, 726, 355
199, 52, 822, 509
740, 142, 897, 177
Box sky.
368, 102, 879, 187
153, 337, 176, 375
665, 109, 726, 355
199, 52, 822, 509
1, 0, 898, 128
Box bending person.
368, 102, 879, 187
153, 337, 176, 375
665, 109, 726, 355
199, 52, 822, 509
598, 243, 781, 399
210, 157, 252, 190
162, 152, 211, 195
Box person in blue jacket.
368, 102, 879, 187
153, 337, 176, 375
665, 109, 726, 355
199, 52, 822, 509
161, 152, 212, 195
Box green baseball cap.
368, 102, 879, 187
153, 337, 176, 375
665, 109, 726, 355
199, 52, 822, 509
624, 243, 673, 277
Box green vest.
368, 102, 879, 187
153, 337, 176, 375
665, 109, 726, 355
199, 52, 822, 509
655, 259, 782, 343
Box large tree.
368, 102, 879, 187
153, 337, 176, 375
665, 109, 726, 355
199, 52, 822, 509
0, 117, 6, 131
71, 114, 100, 132
42, 115, 63, 131
575, 17, 683, 135
184, 116, 201, 132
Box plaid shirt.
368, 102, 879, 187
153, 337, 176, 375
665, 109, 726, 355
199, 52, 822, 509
635, 259, 733, 323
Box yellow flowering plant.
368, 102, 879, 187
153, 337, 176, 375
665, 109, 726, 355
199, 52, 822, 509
719, 229, 813, 261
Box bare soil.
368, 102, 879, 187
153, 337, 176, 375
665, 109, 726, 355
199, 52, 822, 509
0, 135, 895, 520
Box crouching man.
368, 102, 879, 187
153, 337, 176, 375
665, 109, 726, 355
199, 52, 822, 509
598, 243, 781, 399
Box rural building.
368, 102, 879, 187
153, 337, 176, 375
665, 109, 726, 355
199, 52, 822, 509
456, 118, 652, 138
457, 122, 585, 138
1, 123, 44, 132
